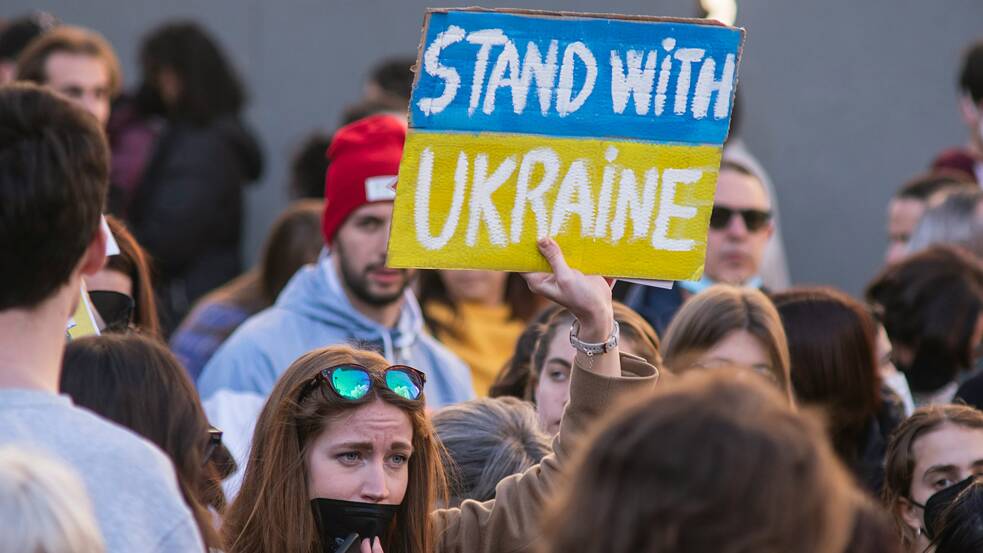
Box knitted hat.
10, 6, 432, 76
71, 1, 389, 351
321, 114, 407, 245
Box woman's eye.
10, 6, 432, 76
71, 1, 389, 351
389, 454, 408, 467
933, 478, 953, 490
337, 452, 360, 464
548, 370, 568, 382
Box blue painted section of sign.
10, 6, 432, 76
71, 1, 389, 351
409, 10, 743, 145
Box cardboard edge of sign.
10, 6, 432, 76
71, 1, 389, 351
406, 6, 747, 136
427, 6, 746, 30
407, 7, 747, 72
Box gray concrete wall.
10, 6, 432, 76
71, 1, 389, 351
6, 0, 982, 295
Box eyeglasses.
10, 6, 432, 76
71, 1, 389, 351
709, 206, 772, 232
301, 364, 427, 402
202, 426, 223, 466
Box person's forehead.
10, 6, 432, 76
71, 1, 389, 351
348, 201, 394, 220
889, 197, 926, 217
912, 424, 983, 474
43, 50, 109, 85
325, 400, 413, 441
699, 329, 770, 365
546, 326, 576, 360
715, 168, 770, 209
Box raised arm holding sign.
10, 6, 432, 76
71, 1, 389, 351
389, 8, 744, 281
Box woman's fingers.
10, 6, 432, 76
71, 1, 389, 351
373, 537, 384, 553
361, 538, 372, 553
537, 238, 572, 277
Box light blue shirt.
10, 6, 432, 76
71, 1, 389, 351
0, 389, 203, 552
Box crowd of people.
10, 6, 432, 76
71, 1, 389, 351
4, 9, 983, 553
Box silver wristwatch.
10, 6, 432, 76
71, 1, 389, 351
569, 320, 620, 356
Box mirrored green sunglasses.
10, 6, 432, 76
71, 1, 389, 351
303, 364, 426, 402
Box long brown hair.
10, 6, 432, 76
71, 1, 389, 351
223, 345, 447, 553
543, 369, 855, 553
662, 285, 793, 402
882, 405, 983, 547
773, 287, 881, 464
488, 305, 563, 399
60, 334, 222, 550
103, 215, 161, 339
866, 244, 983, 393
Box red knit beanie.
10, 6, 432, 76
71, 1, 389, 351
321, 114, 407, 245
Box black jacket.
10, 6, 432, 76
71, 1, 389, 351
128, 116, 263, 333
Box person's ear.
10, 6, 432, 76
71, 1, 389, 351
960, 94, 980, 126
898, 497, 924, 538
763, 220, 775, 241
79, 223, 108, 276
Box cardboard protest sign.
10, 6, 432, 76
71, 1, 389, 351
67, 284, 100, 340
389, 8, 744, 280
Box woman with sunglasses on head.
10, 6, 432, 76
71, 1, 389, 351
60, 334, 227, 551
222, 238, 659, 553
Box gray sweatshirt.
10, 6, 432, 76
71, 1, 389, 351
0, 389, 204, 552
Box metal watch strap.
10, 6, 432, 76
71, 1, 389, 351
569, 320, 620, 356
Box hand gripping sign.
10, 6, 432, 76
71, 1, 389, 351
388, 8, 744, 281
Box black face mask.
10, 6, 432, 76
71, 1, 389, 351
311, 498, 399, 553
921, 475, 976, 540
88, 291, 135, 333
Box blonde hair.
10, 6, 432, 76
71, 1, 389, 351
0, 446, 105, 553
662, 285, 793, 402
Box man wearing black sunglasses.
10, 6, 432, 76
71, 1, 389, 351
626, 160, 774, 335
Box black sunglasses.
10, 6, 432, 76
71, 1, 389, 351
709, 206, 772, 232
301, 364, 427, 402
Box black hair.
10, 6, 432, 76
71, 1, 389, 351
289, 132, 331, 199
959, 40, 983, 104
138, 21, 245, 124
0, 83, 108, 310
0, 12, 55, 60
368, 55, 416, 100
933, 481, 983, 553
895, 170, 976, 201
866, 245, 983, 393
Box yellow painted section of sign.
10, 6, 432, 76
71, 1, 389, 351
67, 285, 100, 340
389, 131, 721, 280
